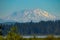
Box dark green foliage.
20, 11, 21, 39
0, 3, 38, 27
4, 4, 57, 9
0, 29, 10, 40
0, 24, 3, 35
0, 20, 60, 40
0, 20, 60, 35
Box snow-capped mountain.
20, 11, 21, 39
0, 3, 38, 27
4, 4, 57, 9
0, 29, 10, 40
0, 9, 56, 23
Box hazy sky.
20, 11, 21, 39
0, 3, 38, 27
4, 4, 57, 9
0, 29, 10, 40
0, 0, 60, 19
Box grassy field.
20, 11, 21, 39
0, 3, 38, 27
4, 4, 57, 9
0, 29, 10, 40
0, 35, 60, 40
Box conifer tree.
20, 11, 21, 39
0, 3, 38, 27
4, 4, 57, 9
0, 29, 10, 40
0, 24, 3, 36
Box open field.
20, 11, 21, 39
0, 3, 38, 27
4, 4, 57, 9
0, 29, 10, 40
0, 35, 60, 40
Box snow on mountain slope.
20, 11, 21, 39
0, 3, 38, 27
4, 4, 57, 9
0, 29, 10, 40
3, 8, 56, 23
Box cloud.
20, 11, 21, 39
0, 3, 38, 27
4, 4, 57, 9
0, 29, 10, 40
4, 8, 56, 22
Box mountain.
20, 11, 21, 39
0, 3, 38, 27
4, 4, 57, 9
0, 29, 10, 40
0, 9, 60, 36
0, 19, 16, 23
3, 8, 56, 23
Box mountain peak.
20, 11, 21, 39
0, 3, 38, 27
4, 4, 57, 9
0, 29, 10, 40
4, 8, 56, 23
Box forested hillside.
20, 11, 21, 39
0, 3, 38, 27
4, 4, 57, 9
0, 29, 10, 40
0, 20, 60, 36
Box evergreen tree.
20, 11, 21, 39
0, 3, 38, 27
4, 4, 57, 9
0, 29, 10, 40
0, 24, 3, 36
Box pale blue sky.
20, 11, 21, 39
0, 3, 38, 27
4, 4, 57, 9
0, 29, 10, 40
0, 0, 60, 19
